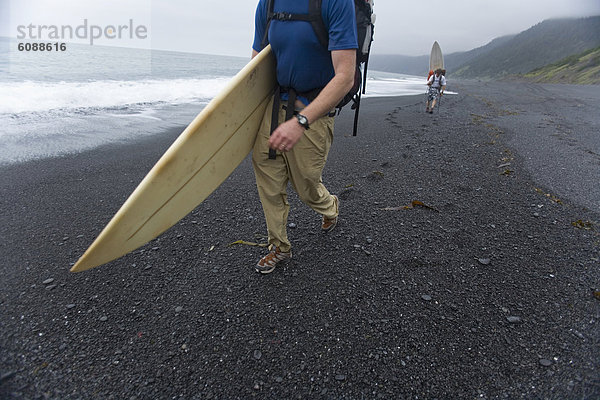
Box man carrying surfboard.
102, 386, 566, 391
250, 0, 358, 274
426, 68, 446, 114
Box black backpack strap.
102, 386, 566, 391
268, 86, 299, 160
268, 84, 280, 160
261, 0, 275, 49
285, 88, 297, 124
352, 86, 362, 136
308, 0, 328, 49
361, 52, 370, 94
265, 0, 328, 49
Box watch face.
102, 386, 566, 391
297, 114, 308, 128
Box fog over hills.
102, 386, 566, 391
370, 16, 600, 79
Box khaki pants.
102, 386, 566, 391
252, 97, 339, 252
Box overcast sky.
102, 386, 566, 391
2, 0, 600, 56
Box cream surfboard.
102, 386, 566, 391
429, 41, 444, 71
71, 46, 276, 272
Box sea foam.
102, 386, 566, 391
0, 78, 230, 114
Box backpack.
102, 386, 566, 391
263, 0, 375, 136
429, 74, 443, 89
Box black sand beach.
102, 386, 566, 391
1, 81, 599, 399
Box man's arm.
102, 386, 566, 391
268, 48, 356, 152
301, 49, 356, 122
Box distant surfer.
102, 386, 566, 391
250, 0, 358, 274
426, 68, 446, 114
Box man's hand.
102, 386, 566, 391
268, 118, 304, 152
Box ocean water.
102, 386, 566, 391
0, 37, 428, 165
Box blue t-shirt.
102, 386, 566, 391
252, 0, 358, 94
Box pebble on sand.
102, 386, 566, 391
539, 358, 553, 367
43, 278, 55, 285
421, 294, 432, 301
0, 371, 17, 382
507, 316, 521, 323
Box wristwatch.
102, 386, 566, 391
296, 113, 310, 130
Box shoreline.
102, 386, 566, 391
1, 84, 598, 399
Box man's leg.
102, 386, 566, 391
252, 99, 292, 253
427, 88, 436, 112
284, 114, 338, 223
430, 90, 439, 112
